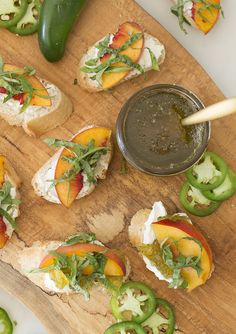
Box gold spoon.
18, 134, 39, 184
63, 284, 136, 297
181, 97, 236, 126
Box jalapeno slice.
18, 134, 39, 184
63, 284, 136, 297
186, 151, 228, 191
180, 181, 221, 217
0, 0, 28, 28
111, 281, 157, 324
8, 0, 41, 35
202, 169, 236, 201
104, 321, 146, 334
142, 298, 175, 334
0, 307, 13, 334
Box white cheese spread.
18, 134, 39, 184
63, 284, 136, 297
0, 80, 58, 126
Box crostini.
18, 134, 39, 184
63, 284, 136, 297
18, 233, 128, 297
171, 0, 223, 34
129, 201, 213, 291
0, 155, 21, 249
0, 57, 73, 136
32, 126, 112, 208
78, 22, 165, 92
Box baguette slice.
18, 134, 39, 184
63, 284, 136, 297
78, 23, 165, 92
18, 237, 129, 294
32, 126, 113, 206
129, 201, 214, 291
0, 78, 73, 137
0, 155, 21, 248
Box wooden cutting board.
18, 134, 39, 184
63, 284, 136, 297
0, 0, 236, 333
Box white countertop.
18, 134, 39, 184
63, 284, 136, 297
0, 1, 235, 333
136, 0, 236, 97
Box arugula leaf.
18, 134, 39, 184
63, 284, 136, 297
63, 233, 97, 246
0, 55, 53, 113
120, 157, 127, 175
45, 137, 109, 187
160, 237, 203, 289
33, 248, 111, 299
0, 181, 20, 229
146, 47, 159, 71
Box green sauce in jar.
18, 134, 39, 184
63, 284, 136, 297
116, 85, 210, 175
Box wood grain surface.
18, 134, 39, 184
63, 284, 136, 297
0, 0, 236, 333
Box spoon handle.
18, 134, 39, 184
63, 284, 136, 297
182, 97, 236, 126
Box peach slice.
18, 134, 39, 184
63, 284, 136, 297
40, 243, 126, 277
0, 217, 8, 249
3, 64, 51, 107
192, 0, 221, 34
0, 155, 5, 186
101, 22, 144, 90
152, 218, 213, 291
55, 127, 112, 208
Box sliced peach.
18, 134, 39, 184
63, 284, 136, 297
192, 0, 221, 34
101, 22, 144, 90
3, 64, 51, 107
0, 217, 8, 249
152, 218, 213, 291
0, 155, 5, 186
40, 243, 126, 277
55, 127, 112, 208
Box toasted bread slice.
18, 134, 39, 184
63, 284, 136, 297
0, 155, 21, 248
78, 32, 165, 92
0, 79, 73, 137
32, 126, 113, 205
18, 238, 129, 294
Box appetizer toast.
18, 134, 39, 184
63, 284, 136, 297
32, 126, 112, 207
78, 22, 165, 92
129, 201, 213, 291
18, 233, 128, 295
0, 155, 21, 249
0, 60, 72, 137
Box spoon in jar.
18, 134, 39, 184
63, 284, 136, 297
181, 97, 236, 126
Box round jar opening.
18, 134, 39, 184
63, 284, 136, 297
116, 84, 210, 176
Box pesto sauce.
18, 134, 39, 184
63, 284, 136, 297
139, 240, 173, 278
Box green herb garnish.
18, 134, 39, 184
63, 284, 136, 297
0, 181, 20, 229
160, 237, 203, 289
0, 55, 52, 113
120, 158, 127, 175
146, 47, 159, 71
32, 248, 110, 300
44, 138, 109, 187
62, 233, 97, 246
171, 0, 224, 34
81, 32, 144, 85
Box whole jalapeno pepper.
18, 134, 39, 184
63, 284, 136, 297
38, 0, 87, 62
0, 0, 28, 28
111, 281, 157, 324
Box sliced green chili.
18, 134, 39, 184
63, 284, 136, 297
142, 298, 175, 334
0, 307, 13, 334
104, 321, 146, 334
186, 151, 228, 191
111, 281, 157, 324
0, 0, 28, 28
180, 181, 221, 217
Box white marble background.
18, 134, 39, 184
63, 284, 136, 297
0, 0, 235, 333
